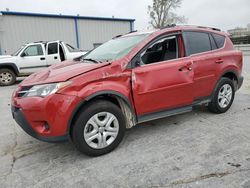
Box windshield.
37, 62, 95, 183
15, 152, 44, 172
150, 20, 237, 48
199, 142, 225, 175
84, 34, 149, 61
12, 45, 25, 56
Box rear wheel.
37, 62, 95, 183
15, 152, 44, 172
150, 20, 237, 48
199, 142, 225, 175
208, 77, 235, 113
0, 68, 16, 86
72, 100, 126, 156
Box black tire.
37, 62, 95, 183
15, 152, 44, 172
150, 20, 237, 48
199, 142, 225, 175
0, 68, 16, 86
208, 77, 235, 114
72, 100, 126, 156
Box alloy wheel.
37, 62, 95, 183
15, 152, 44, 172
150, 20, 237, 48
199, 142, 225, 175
83, 112, 119, 149
218, 84, 233, 108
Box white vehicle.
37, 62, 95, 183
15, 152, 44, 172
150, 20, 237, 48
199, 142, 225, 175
0, 41, 87, 86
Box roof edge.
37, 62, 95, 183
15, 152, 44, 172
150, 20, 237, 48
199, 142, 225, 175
0, 11, 135, 22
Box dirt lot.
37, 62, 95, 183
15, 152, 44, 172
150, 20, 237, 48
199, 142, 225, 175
0, 56, 250, 188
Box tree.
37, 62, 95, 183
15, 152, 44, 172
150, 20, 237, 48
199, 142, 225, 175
148, 0, 187, 29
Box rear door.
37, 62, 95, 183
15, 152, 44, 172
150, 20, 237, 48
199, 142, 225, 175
46, 41, 61, 66
17, 43, 47, 74
183, 31, 224, 99
132, 34, 194, 116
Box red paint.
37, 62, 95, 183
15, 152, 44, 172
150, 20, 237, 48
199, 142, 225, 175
12, 26, 243, 139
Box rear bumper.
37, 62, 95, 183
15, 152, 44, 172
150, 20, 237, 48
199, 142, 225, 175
238, 76, 244, 90
11, 106, 68, 142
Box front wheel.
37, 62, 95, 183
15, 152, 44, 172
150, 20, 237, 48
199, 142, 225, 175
72, 100, 126, 156
0, 68, 16, 86
208, 77, 235, 114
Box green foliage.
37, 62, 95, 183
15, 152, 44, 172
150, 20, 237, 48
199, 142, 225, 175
148, 0, 187, 28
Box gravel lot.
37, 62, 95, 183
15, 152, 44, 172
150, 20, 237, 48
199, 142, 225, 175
0, 56, 250, 188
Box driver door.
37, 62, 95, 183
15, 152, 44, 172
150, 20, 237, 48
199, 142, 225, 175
17, 44, 47, 74
132, 34, 194, 117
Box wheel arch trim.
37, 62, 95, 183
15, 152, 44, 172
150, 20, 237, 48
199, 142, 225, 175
0, 63, 19, 75
67, 90, 136, 137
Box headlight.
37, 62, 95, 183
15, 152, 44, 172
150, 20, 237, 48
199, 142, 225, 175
18, 81, 71, 97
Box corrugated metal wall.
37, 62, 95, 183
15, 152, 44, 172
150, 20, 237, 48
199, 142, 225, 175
0, 14, 132, 54
0, 15, 76, 54
78, 19, 130, 50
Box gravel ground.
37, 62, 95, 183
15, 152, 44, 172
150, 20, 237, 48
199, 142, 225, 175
0, 56, 249, 188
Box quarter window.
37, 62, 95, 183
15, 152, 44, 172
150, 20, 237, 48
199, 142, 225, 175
22, 45, 43, 56
140, 36, 179, 65
212, 33, 225, 48
209, 34, 217, 50
183, 32, 211, 56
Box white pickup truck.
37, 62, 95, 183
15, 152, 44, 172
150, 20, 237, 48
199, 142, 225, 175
0, 41, 87, 86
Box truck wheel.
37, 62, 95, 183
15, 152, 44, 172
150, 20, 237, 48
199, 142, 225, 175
208, 77, 235, 114
0, 69, 16, 86
72, 100, 126, 156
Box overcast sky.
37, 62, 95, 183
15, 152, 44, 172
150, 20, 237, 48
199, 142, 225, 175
0, 0, 250, 31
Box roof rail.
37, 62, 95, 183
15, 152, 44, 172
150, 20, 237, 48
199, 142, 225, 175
160, 24, 176, 30
196, 26, 221, 31
33, 41, 47, 44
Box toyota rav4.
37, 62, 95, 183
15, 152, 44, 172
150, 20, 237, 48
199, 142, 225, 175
11, 25, 244, 156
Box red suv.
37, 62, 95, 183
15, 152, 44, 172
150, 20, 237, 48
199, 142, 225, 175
11, 25, 243, 156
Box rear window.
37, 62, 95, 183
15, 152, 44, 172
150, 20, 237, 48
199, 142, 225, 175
212, 33, 225, 48
183, 31, 211, 56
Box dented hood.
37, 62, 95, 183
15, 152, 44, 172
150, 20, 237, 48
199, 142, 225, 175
21, 60, 110, 86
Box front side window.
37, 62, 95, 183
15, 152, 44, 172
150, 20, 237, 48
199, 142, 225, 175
84, 34, 149, 61
183, 31, 211, 56
140, 36, 178, 65
48, 42, 58, 55
22, 45, 43, 56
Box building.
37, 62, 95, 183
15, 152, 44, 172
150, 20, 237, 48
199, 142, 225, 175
228, 24, 250, 44
0, 11, 135, 55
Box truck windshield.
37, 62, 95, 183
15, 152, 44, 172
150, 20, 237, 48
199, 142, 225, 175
84, 34, 149, 61
12, 45, 25, 56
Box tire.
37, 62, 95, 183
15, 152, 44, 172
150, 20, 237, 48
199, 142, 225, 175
0, 68, 16, 86
208, 77, 235, 114
72, 100, 126, 156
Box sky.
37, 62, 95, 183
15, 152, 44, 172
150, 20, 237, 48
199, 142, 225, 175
0, 0, 250, 32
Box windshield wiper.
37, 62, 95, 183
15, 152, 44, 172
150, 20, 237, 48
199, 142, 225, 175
82, 58, 100, 64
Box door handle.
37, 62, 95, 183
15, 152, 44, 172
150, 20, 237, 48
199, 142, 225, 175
54, 56, 58, 59
40, 57, 45, 60
215, 59, 224, 64
179, 62, 193, 72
